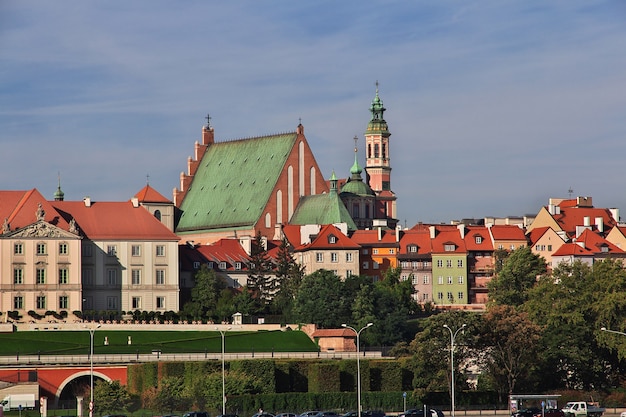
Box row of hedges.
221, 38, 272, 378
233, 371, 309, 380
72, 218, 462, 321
128, 359, 412, 395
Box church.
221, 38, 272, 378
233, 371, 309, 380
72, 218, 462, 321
173, 85, 398, 241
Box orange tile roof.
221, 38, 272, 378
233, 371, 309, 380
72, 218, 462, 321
489, 225, 527, 241
350, 229, 399, 246
281, 224, 302, 246
431, 229, 466, 254
575, 229, 624, 255
312, 328, 355, 337
464, 226, 494, 251
52, 200, 179, 240
134, 184, 171, 203
552, 243, 593, 256
527, 226, 552, 246
0, 189, 71, 231
196, 238, 250, 266
553, 207, 616, 235
398, 230, 432, 254
295, 224, 360, 251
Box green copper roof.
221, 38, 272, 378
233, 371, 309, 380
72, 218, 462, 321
341, 177, 375, 197
290, 192, 357, 231
366, 85, 389, 135
176, 133, 297, 232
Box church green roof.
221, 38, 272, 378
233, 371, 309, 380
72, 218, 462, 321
176, 133, 297, 233
340, 178, 375, 197
290, 191, 357, 231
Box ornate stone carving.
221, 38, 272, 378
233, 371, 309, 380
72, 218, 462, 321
2, 218, 10, 234
36, 203, 45, 221
69, 218, 79, 234
10, 221, 70, 238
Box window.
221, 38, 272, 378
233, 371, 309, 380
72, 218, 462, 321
154, 210, 161, 221
36, 268, 46, 284
13, 296, 23, 310
601, 245, 609, 253
447, 276, 453, 284
13, 268, 23, 284
457, 259, 463, 268
83, 268, 94, 286
107, 296, 118, 310
409, 245, 417, 253
437, 259, 443, 268
131, 269, 141, 285
59, 243, 68, 255
156, 296, 165, 309
346, 253, 353, 262
219, 262, 226, 269
373, 261, 379, 269
475, 236, 482, 244
132, 245, 141, 256
437, 292, 443, 300
438, 276, 443, 284
423, 275, 429, 285
132, 297, 141, 310
547, 245, 553, 251
510, 245, 515, 250
235, 262, 242, 270
362, 262, 369, 269
412, 275, 418, 285
373, 249, 379, 254
14, 243, 23, 255
444, 244, 455, 252
422, 293, 430, 301
107, 245, 117, 256
193, 261, 200, 269
328, 235, 337, 244
346, 270, 353, 277
107, 269, 117, 285
362, 249, 369, 255
447, 292, 453, 300
208, 261, 214, 269
498, 244, 504, 250
331, 253, 338, 263
458, 291, 464, 300
36, 243, 46, 255
59, 296, 68, 309
156, 270, 165, 285
389, 249, 395, 254
446, 260, 452, 268
37, 296, 46, 309
401, 261, 409, 268
156, 245, 165, 256
458, 276, 464, 284
58, 268, 69, 284
316, 253, 323, 262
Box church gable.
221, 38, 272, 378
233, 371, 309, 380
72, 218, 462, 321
176, 132, 298, 233
5, 220, 80, 239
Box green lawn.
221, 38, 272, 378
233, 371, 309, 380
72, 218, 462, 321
0, 330, 319, 355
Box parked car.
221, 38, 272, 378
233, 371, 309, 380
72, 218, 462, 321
217, 414, 239, 417
299, 412, 320, 417
400, 409, 443, 417
535, 409, 565, 417
513, 409, 542, 417
275, 413, 296, 417
251, 413, 275, 417
314, 412, 340, 417
184, 412, 209, 417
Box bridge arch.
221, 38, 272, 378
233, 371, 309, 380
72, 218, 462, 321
55, 371, 112, 405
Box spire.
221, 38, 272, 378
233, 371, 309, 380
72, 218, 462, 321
367, 81, 389, 134
54, 172, 65, 201
350, 135, 363, 176
330, 171, 338, 194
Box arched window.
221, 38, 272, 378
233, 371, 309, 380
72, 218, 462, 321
265, 212, 271, 228
154, 210, 162, 221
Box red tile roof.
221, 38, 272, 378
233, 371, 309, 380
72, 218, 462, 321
574, 229, 624, 255
52, 200, 179, 240
464, 226, 494, 251
526, 226, 552, 246
489, 225, 527, 241
312, 328, 355, 337
196, 238, 250, 267
350, 228, 399, 246
431, 229, 466, 254
0, 189, 71, 231
134, 184, 171, 203
553, 207, 616, 236
552, 243, 593, 256
295, 224, 360, 251
398, 229, 432, 254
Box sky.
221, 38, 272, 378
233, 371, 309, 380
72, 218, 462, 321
2, 1, 626, 226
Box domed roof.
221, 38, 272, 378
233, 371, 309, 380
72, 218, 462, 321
341, 177, 375, 197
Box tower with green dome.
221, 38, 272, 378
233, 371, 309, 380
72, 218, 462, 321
340, 136, 376, 229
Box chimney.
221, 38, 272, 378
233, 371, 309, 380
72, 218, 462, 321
457, 224, 465, 238
548, 204, 555, 215
131, 197, 139, 208
584, 216, 591, 227
83, 197, 91, 207
610, 208, 620, 223
595, 217, 604, 233
429, 225, 437, 239
377, 227, 382, 241
396, 225, 401, 242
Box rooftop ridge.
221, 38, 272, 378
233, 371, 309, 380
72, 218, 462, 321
216, 130, 297, 144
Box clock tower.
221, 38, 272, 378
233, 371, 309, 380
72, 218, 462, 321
364, 82, 397, 226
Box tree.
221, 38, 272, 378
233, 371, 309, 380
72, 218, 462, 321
478, 305, 543, 396
271, 236, 305, 318
184, 264, 227, 321
248, 232, 274, 309
487, 246, 547, 307
142, 376, 188, 413
93, 380, 132, 415
293, 269, 351, 328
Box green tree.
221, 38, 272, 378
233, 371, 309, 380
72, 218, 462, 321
93, 380, 132, 415
184, 264, 227, 321
271, 236, 305, 318
293, 269, 350, 328
142, 376, 189, 413
487, 246, 547, 307
248, 232, 274, 309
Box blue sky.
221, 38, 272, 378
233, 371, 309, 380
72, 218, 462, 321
2, 1, 626, 226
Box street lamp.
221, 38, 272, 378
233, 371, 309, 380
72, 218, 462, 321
85, 324, 101, 417
601, 327, 626, 336
216, 326, 232, 416
342, 322, 373, 417
443, 324, 466, 417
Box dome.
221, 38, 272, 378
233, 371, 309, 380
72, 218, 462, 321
340, 178, 375, 197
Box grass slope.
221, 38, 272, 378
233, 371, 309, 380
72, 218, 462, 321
0, 330, 318, 355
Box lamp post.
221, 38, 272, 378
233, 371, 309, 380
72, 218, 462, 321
342, 322, 373, 417
86, 324, 101, 417
601, 327, 626, 337
216, 326, 232, 416
443, 324, 466, 417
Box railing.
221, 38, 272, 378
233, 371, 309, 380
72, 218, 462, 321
0, 351, 384, 367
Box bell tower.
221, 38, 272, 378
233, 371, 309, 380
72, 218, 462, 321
364, 82, 397, 225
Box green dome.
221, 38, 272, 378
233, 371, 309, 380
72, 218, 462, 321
341, 178, 375, 197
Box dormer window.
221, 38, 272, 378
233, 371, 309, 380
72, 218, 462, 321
328, 234, 337, 244
408, 245, 417, 253
601, 245, 609, 253
444, 244, 455, 252
475, 236, 482, 244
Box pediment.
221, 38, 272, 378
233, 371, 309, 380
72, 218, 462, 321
5, 221, 80, 239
